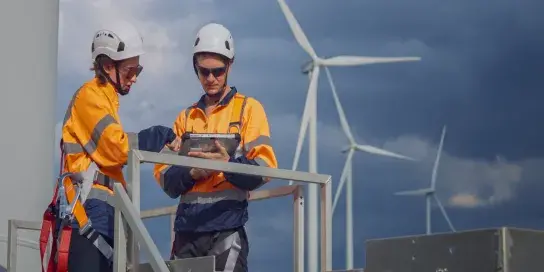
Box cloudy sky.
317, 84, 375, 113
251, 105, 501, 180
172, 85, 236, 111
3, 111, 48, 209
54, 0, 544, 270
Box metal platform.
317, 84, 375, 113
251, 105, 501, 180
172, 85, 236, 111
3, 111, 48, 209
136, 256, 216, 272
365, 227, 544, 272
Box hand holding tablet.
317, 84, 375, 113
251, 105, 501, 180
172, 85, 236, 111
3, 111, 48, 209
179, 133, 241, 158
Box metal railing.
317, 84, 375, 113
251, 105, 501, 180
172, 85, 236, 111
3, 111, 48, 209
6, 220, 42, 272
119, 149, 332, 272
140, 184, 305, 271
5, 149, 332, 272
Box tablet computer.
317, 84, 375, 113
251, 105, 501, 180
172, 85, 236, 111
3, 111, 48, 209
179, 133, 241, 157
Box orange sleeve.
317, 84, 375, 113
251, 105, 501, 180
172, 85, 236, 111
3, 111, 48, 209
242, 98, 278, 169
69, 86, 137, 169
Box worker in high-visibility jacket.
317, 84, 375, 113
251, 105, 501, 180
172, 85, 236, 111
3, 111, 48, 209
153, 23, 278, 272
57, 21, 180, 272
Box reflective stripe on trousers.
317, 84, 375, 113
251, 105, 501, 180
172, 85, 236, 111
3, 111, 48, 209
209, 231, 243, 272
171, 227, 248, 272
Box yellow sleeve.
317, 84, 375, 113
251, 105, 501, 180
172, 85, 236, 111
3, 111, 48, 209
243, 98, 278, 170
70, 86, 137, 169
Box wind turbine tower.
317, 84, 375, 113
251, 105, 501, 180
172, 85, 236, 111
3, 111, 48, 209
0, 0, 59, 271
276, 0, 421, 270
395, 126, 456, 235
324, 66, 415, 269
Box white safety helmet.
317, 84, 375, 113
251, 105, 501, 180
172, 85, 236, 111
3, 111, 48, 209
91, 20, 145, 61
193, 23, 235, 60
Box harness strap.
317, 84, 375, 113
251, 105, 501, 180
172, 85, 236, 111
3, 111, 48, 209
56, 224, 72, 272
40, 139, 115, 272
184, 94, 249, 134
93, 171, 115, 190
39, 211, 57, 272
227, 95, 248, 134
81, 227, 114, 261
40, 140, 65, 272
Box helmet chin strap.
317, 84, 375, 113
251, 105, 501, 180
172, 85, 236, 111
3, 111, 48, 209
99, 62, 128, 96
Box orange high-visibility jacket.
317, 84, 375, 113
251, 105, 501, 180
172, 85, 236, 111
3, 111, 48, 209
153, 87, 277, 232
61, 77, 138, 236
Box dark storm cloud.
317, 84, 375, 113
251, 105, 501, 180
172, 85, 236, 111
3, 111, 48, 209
209, 0, 544, 160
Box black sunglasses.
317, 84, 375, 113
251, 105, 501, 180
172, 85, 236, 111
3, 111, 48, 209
196, 65, 227, 78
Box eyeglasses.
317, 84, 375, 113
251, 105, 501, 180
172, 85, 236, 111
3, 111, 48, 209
196, 65, 227, 78
120, 64, 143, 79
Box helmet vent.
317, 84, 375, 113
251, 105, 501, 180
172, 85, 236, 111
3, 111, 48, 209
225, 40, 230, 50
194, 37, 200, 47
117, 41, 125, 52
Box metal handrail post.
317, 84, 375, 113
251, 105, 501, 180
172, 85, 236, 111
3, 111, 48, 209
321, 179, 333, 271
127, 150, 142, 270
113, 201, 127, 272
293, 186, 305, 272
6, 220, 42, 272
112, 183, 169, 272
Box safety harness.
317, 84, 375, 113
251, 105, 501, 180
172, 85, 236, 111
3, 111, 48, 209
40, 141, 115, 272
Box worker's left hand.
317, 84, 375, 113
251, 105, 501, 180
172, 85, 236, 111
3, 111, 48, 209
188, 140, 230, 162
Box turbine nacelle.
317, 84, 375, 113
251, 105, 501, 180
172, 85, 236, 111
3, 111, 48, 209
301, 60, 314, 74
341, 145, 353, 153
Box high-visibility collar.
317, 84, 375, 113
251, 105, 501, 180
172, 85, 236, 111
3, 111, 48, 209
92, 77, 120, 109
194, 86, 238, 111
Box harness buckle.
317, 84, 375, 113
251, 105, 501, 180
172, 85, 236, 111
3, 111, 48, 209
57, 172, 84, 222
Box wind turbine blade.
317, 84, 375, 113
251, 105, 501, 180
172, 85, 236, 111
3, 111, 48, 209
324, 67, 355, 143
431, 125, 446, 190
321, 56, 421, 67
355, 144, 415, 160
332, 149, 354, 213
394, 188, 433, 196
288, 91, 311, 185
433, 194, 456, 232
277, 0, 317, 58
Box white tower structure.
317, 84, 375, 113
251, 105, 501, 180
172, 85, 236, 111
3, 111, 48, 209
0, 0, 59, 270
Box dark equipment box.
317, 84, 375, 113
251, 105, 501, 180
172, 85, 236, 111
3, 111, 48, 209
365, 227, 544, 272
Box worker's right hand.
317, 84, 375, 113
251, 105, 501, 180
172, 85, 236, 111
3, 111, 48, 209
137, 125, 177, 153
189, 168, 213, 181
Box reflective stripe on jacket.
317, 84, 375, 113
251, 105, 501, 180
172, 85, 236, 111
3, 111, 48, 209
61, 77, 138, 238
153, 87, 278, 232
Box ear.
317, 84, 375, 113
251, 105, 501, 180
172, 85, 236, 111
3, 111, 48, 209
226, 60, 233, 74
101, 61, 115, 73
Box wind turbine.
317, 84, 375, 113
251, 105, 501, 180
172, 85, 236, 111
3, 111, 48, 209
325, 67, 415, 269
276, 0, 421, 270
394, 126, 456, 235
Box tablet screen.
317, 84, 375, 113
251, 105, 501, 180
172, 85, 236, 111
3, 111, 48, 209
179, 133, 241, 157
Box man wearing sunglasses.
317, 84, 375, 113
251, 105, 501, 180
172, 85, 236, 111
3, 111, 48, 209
44, 21, 181, 272
153, 23, 278, 272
